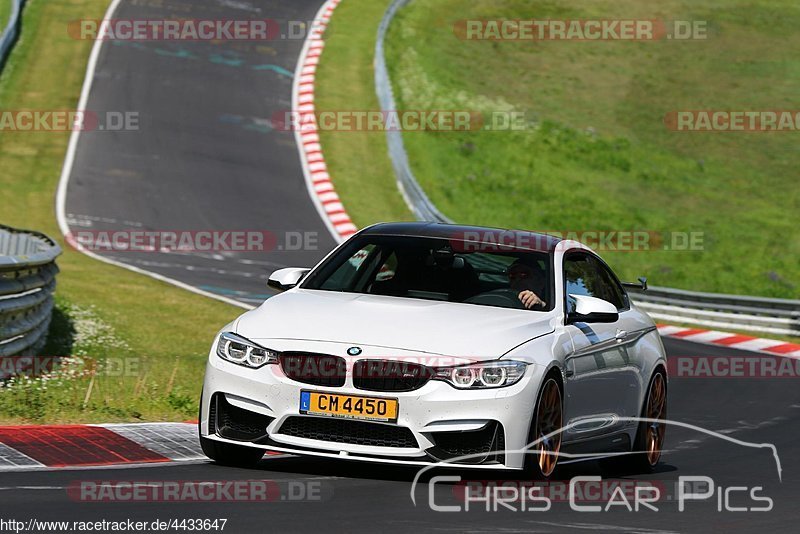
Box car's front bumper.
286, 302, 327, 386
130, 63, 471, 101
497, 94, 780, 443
201, 340, 547, 470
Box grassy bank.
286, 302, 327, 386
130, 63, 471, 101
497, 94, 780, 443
318, 0, 799, 299
0, 0, 239, 423
0, 0, 12, 32
385, 0, 799, 298
314, 0, 413, 227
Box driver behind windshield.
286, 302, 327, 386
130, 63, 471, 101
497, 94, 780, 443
507, 258, 547, 309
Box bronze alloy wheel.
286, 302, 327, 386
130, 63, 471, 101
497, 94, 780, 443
645, 373, 667, 466
534, 378, 562, 477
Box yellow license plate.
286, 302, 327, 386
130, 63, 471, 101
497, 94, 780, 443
299, 391, 398, 422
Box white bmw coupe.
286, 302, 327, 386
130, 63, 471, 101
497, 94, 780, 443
200, 223, 667, 478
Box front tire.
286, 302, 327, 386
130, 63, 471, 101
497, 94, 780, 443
198, 392, 264, 468
522, 375, 563, 479
199, 435, 265, 468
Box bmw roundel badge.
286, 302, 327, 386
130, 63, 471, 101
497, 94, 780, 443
347, 346, 362, 356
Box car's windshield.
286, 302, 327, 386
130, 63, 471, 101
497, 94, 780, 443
302, 235, 553, 311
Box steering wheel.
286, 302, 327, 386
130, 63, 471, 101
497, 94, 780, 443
464, 288, 527, 310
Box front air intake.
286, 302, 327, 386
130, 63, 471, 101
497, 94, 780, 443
426, 421, 505, 464
211, 394, 273, 442
278, 416, 418, 448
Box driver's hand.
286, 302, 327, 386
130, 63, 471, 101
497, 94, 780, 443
518, 290, 545, 309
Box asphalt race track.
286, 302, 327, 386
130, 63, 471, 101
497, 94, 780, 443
51, 0, 800, 532
63, 0, 337, 306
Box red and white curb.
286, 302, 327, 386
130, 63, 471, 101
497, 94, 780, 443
0, 423, 203, 471
0, 422, 288, 471
293, 0, 358, 243
657, 324, 800, 358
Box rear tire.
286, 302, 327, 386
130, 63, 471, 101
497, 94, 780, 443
522, 375, 563, 480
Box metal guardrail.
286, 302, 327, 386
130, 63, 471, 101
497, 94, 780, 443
0, 0, 25, 72
630, 287, 800, 337
0, 225, 61, 358
374, 0, 800, 337
375, 0, 452, 223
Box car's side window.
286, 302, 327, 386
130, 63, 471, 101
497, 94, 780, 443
594, 260, 629, 311
563, 253, 626, 312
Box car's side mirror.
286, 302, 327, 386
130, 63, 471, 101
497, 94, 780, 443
566, 294, 619, 324
622, 276, 648, 291
267, 267, 310, 292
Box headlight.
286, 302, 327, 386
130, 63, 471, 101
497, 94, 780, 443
216, 332, 278, 369
433, 361, 528, 389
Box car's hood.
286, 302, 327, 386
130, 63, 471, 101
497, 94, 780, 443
235, 289, 555, 359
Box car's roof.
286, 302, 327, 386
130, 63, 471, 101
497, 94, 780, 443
359, 222, 563, 253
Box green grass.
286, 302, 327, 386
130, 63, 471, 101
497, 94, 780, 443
0, 0, 12, 33
315, 0, 414, 227
384, 0, 800, 298
320, 0, 800, 299
0, 0, 240, 423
